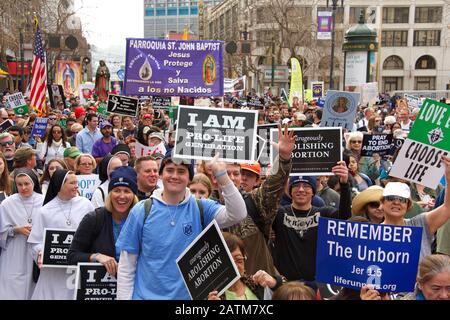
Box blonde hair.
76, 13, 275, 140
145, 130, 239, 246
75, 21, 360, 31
417, 254, 450, 291
74, 154, 97, 172
272, 281, 316, 300
104, 193, 139, 213
189, 173, 212, 198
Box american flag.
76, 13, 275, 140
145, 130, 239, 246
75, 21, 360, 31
29, 25, 47, 114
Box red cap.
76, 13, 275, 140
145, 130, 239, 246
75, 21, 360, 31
143, 113, 153, 119
89, 106, 97, 112
240, 163, 261, 176
74, 107, 86, 118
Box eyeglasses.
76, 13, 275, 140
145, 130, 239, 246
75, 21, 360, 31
384, 195, 408, 204
8, 114, 15, 118
0, 140, 14, 146
79, 162, 93, 166
350, 140, 362, 144
233, 256, 247, 264
1, 117, 8, 120
367, 202, 381, 208
49, 118, 57, 120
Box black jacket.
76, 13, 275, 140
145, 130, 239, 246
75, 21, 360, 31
67, 207, 116, 265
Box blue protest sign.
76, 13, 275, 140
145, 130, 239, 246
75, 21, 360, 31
124, 39, 224, 96
316, 217, 422, 293
117, 69, 125, 81
31, 118, 49, 139
317, 98, 325, 107
321, 90, 360, 130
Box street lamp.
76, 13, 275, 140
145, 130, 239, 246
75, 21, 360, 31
327, 0, 344, 90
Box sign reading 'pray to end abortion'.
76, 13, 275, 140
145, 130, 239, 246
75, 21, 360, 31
124, 39, 224, 96
174, 106, 258, 163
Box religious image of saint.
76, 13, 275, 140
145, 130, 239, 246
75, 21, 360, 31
332, 96, 349, 113
95, 60, 110, 102
62, 64, 74, 97
202, 55, 216, 85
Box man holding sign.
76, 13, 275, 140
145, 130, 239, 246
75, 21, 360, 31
116, 152, 247, 300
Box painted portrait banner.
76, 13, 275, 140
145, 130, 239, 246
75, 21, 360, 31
321, 90, 360, 130
124, 39, 224, 96
174, 106, 258, 163
311, 81, 324, 99
55, 60, 82, 98
316, 217, 422, 293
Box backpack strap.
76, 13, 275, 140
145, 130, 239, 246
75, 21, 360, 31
196, 198, 204, 229
99, 186, 105, 202
144, 198, 153, 223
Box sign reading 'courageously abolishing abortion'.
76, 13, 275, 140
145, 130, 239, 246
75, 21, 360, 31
174, 106, 258, 163
124, 39, 224, 96
316, 217, 422, 293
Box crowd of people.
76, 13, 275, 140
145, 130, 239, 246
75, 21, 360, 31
0, 89, 449, 301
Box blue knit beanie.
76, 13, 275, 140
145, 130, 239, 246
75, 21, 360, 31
108, 166, 138, 194
289, 176, 317, 195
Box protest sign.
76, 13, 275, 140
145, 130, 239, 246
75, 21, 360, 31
174, 106, 258, 163
360, 82, 378, 107
74, 263, 117, 300
79, 83, 95, 105
42, 228, 76, 268
270, 127, 342, 176
256, 123, 278, 166
404, 94, 420, 109
317, 11, 332, 40
321, 90, 360, 130
311, 81, 324, 99
135, 141, 166, 159
360, 133, 393, 157
388, 138, 405, 156
224, 76, 246, 93
246, 96, 264, 109
124, 39, 224, 96
107, 94, 139, 117
5, 92, 28, 115
77, 174, 101, 200
47, 84, 66, 109
0, 119, 13, 133
30, 118, 49, 139
151, 96, 172, 108
316, 217, 422, 293
176, 220, 240, 300
390, 99, 450, 188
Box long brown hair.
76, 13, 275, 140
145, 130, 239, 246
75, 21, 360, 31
0, 153, 12, 195
40, 159, 68, 184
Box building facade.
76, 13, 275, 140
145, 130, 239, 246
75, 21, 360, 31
143, 0, 223, 39
202, 0, 450, 94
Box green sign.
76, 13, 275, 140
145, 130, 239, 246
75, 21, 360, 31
13, 105, 29, 116
407, 98, 450, 151
58, 119, 67, 128
97, 102, 110, 117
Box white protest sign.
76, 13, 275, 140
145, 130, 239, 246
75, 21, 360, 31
135, 141, 166, 159
77, 174, 101, 201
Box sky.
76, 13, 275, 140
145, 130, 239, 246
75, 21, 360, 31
73, 0, 143, 73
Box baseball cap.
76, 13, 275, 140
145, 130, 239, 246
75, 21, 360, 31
143, 113, 153, 119
148, 131, 166, 143
100, 120, 112, 129
289, 176, 317, 195
240, 163, 261, 176
111, 143, 131, 157
282, 118, 291, 125
382, 182, 410, 199
74, 106, 86, 119
63, 146, 81, 158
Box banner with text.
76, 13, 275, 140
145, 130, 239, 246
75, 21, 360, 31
321, 90, 360, 130
135, 141, 167, 159
5, 92, 28, 115
42, 228, 75, 268
176, 220, 240, 300
107, 94, 139, 117
270, 127, 342, 176
31, 118, 49, 139
316, 217, 422, 293
311, 81, 324, 99
0, 119, 13, 133
224, 76, 246, 93
74, 263, 117, 300
360, 134, 394, 157
390, 99, 450, 188
124, 39, 224, 96
317, 11, 332, 40
174, 106, 258, 163
77, 174, 101, 201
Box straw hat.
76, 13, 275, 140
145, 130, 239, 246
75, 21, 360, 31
351, 186, 384, 216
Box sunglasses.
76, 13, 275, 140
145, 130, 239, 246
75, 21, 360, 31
351, 140, 362, 144
49, 118, 57, 120
367, 201, 381, 208
0, 140, 14, 146
384, 195, 408, 204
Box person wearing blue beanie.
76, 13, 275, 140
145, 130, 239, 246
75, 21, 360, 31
273, 162, 352, 283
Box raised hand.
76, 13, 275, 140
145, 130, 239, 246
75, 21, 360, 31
271, 123, 296, 161
332, 160, 349, 184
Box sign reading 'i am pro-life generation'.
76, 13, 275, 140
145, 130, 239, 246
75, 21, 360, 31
390, 99, 450, 188
316, 217, 422, 293
124, 39, 224, 96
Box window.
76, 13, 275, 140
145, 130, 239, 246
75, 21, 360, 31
167, 8, 177, 16
382, 7, 409, 23
381, 30, 408, 47
383, 77, 403, 92
415, 55, 436, 69
415, 77, 436, 90
190, 6, 198, 15
383, 56, 404, 70
415, 7, 442, 23
256, 8, 275, 23
145, 8, 155, 16
156, 8, 166, 16
179, 7, 189, 15
413, 30, 440, 46
350, 7, 367, 24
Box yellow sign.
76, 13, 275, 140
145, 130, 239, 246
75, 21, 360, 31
289, 58, 303, 106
